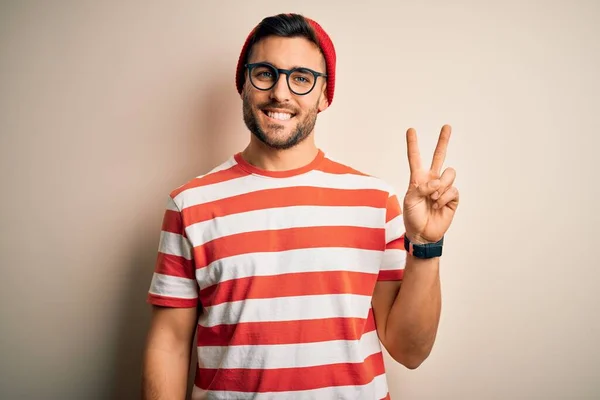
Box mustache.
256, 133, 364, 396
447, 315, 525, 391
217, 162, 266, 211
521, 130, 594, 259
258, 102, 298, 114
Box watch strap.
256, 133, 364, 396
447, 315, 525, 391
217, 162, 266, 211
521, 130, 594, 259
404, 234, 444, 258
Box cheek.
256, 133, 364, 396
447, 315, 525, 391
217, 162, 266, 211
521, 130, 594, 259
296, 96, 319, 112
245, 90, 269, 110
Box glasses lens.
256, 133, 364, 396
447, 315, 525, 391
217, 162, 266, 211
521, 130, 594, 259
250, 64, 277, 90
289, 69, 315, 95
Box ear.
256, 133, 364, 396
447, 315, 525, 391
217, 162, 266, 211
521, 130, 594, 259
241, 78, 251, 100
240, 70, 249, 100
317, 83, 329, 112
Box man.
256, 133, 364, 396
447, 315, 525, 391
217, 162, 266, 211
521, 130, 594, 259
142, 13, 459, 400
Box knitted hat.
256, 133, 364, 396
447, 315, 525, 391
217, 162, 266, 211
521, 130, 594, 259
235, 15, 337, 107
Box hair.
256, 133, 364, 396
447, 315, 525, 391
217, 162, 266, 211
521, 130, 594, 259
244, 13, 322, 66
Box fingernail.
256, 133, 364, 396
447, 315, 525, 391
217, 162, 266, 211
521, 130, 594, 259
433, 203, 439, 209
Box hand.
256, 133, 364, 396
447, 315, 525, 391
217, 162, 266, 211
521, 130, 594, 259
402, 125, 459, 244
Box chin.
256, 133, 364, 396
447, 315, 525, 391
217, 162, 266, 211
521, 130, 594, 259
254, 125, 308, 150
259, 132, 296, 149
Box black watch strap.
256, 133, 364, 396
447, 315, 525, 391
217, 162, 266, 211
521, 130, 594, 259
404, 235, 444, 258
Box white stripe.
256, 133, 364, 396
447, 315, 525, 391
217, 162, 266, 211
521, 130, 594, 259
191, 372, 389, 400
170, 157, 237, 210
381, 249, 407, 271
165, 196, 179, 211
385, 214, 405, 243
158, 231, 192, 260
196, 248, 383, 290
148, 273, 197, 299
199, 294, 372, 327
383, 214, 406, 273
206, 157, 237, 174
188, 205, 385, 246
174, 169, 391, 210
197, 330, 381, 369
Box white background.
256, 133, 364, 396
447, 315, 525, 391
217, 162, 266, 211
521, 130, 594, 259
1, 1, 598, 398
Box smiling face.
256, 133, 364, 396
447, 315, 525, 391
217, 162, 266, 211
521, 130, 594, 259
242, 36, 329, 150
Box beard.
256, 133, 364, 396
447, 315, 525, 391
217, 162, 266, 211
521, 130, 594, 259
242, 90, 319, 150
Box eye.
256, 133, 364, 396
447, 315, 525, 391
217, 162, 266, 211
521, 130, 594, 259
251, 65, 277, 81
290, 70, 314, 86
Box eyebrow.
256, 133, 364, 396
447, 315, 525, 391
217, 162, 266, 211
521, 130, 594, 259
254, 61, 314, 70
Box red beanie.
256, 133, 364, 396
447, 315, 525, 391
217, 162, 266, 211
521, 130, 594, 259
235, 16, 337, 107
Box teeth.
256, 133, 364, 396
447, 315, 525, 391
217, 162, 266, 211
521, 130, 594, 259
267, 111, 293, 121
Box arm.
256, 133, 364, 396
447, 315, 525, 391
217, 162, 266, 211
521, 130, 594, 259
372, 255, 441, 369
142, 306, 197, 400
143, 195, 200, 398
373, 125, 459, 369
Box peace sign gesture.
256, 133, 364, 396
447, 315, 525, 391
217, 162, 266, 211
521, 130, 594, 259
402, 125, 460, 245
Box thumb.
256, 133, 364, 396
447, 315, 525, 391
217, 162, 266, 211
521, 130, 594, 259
415, 179, 441, 197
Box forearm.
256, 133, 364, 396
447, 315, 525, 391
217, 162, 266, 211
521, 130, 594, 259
386, 255, 441, 368
142, 343, 191, 399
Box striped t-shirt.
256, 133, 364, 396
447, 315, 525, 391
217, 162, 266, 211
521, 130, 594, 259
147, 149, 407, 399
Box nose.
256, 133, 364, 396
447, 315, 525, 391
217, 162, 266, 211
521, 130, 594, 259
269, 72, 292, 103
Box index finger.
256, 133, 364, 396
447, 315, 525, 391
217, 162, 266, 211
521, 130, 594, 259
406, 128, 422, 176
430, 125, 452, 174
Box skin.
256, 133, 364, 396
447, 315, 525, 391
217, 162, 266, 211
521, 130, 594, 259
141, 307, 196, 399
240, 36, 329, 172
141, 35, 460, 398
372, 124, 459, 369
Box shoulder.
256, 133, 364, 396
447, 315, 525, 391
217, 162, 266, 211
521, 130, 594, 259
166, 155, 242, 211
319, 153, 397, 196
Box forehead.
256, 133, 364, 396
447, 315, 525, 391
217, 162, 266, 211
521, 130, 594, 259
248, 36, 325, 71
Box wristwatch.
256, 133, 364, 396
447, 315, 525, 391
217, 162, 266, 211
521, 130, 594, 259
404, 234, 444, 259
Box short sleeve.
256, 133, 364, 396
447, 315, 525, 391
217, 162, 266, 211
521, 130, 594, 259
147, 196, 198, 308
378, 189, 407, 281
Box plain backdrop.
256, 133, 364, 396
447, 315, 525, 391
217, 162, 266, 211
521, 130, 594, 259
1, 1, 599, 399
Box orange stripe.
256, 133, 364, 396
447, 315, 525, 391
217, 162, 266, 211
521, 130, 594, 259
318, 158, 369, 176
197, 314, 377, 346
171, 165, 249, 198
161, 209, 183, 235
386, 236, 405, 250
380, 394, 391, 400
194, 226, 385, 268
199, 271, 378, 307
386, 194, 402, 222
147, 293, 197, 308
194, 351, 385, 392
182, 186, 388, 225
197, 309, 378, 346
365, 307, 377, 332
378, 269, 404, 281
154, 253, 194, 279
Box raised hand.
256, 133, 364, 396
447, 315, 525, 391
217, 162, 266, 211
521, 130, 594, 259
402, 125, 459, 245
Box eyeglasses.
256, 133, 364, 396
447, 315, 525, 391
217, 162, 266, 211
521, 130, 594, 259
245, 62, 327, 95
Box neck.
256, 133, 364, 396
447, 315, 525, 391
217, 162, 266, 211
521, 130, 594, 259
241, 135, 318, 171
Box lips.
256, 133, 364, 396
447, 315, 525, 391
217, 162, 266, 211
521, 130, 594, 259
262, 108, 296, 122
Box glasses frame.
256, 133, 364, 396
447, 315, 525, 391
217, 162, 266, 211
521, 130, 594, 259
245, 62, 327, 96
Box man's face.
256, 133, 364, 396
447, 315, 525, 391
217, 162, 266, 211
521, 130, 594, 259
242, 36, 329, 150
